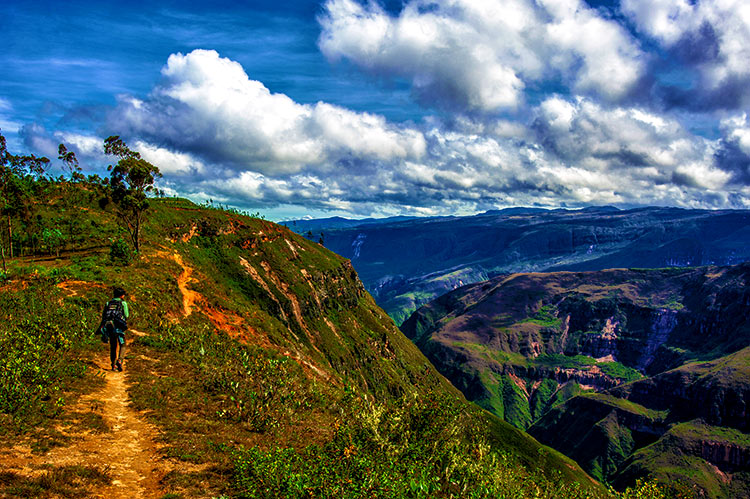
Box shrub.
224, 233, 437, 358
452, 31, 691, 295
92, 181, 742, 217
233, 393, 612, 499
109, 238, 132, 265
143, 320, 321, 431
0, 280, 94, 426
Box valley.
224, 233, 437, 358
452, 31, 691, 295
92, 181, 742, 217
400, 265, 750, 497
289, 207, 750, 325
1, 184, 647, 498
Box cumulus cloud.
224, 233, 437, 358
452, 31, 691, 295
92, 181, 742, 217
0, 97, 21, 133
17, 125, 108, 176
20, 123, 60, 157
715, 113, 750, 183
134, 141, 206, 175
532, 96, 728, 190
113, 49, 426, 175
623, 0, 750, 108
318, 0, 645, 112
97, 49, 750, 216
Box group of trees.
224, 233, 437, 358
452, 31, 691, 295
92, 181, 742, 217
0, 130, 161, 272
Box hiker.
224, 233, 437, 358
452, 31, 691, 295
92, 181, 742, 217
99, 287, 129, 371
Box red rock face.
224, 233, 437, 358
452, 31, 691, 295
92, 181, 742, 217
700, 441, 750, 469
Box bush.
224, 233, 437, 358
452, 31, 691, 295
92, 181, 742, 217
0, 280, 94, 425
109, 238, 132, 265
233, 393, 605, 499
143, 320, 321, 431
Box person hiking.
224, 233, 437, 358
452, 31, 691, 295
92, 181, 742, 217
99, 287, 129, 372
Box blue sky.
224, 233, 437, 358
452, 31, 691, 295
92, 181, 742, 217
3, 0, 750, 220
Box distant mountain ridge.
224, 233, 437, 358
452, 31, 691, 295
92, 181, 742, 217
286, 206, 750, 324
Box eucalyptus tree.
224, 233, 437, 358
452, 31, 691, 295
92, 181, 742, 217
103, 136, 162, 253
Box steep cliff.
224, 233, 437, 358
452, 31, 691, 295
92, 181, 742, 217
402, 265, 750, 495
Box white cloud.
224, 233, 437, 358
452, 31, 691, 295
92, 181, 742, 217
532, 96, 734, 194
540, 0, 644, 99
0, 98, 23, 136
115, 49, 426, 175
623, 0, 750, 90
99, 50, 750, 217
721, 113, 750, 155
134, 141, 206, 175
318, 0, 644, 112
58, 133, 105, 157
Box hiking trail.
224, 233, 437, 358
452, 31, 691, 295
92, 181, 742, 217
2, 329, 167, 499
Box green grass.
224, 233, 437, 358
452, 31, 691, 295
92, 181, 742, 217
597, 362, 643, 382
0, 278, 101, 430
519, 304, 562, 328
0, 465, 111, 498
233, 394, 577, 499
534, 353, 597, 370
581, 393, 668, 420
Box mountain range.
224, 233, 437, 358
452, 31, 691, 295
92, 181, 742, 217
286, 206, 750, 325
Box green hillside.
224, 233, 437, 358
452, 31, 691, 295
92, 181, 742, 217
0, 177, 672, 498
531, 349, 750, 498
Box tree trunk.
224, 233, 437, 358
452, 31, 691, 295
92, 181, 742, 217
7, 215, 12, 259
0, 233, 6, 273
134, 218, 140, 253
132, 211, 141, 253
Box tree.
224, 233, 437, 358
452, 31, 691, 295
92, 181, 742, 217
58, 144, 83, 182
41, 227, 64, 257
103, 136, 161, 253
0, 130, 49, 270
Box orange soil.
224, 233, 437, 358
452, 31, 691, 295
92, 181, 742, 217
57, 280, 107, 299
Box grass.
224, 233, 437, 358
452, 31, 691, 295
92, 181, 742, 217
580, 393, 668, 420
0, 465, 110, 498
535, 353, 597, 370
0, 277, 102, 431
519, 304, 562, 328
598, 362, 643, 382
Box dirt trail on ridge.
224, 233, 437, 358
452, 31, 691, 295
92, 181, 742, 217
2, 330, 166, 498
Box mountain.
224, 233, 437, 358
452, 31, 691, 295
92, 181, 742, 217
292, 207, 750, 325
281, 215, 418, 234
0, 183, 642, 498
531, 349, 750, 498
401, 265, 750, 496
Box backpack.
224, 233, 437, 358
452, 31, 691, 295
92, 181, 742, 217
102, 299, 128, 333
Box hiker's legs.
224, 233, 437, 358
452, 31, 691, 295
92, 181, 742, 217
117, 340, 126, 364
109, 333, 118, 368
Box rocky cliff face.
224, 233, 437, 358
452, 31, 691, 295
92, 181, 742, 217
402, 264, 750, 496
610, 349, 750, 432
531, 349, 750, 496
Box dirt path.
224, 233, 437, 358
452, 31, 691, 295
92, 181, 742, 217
3, 334, 166, 498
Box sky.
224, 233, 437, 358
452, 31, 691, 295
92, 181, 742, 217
2, 0, 750, 221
